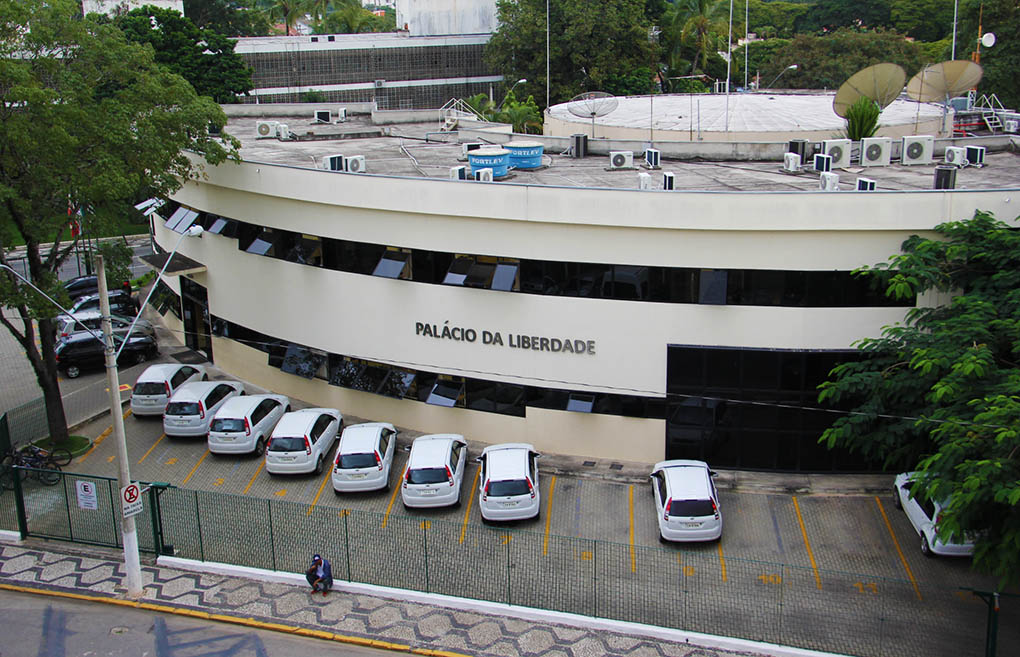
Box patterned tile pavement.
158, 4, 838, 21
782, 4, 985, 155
0, 540, 788, 657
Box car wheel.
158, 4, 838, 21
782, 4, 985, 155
202, 374, 209, 381
314, 455, 324, 475
254, 437, 266, 457
921, 534, 933, 557
659, 530, 669, 544
334, 487, 343, 496
481, 513, 493, 525
134, 351, 147, 365
65, 365, 81, 379
893, 490, 902, 510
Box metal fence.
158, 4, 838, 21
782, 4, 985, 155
2, 469, 1012, 657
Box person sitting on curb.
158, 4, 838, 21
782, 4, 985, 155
305, 554, 333, 596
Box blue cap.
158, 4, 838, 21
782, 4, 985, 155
313, 554, 321, 561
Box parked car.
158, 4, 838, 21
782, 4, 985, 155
265, 408, 342, 475
208, 394, 290, 456
69, 290, 138, 317
163, 381, 244, 438
476, 443, 541, 522
401, 434, 468, 509
893, 472, 976, 557
57, 311, 155, 341
63, 275, 99, 301
130, 364, 207, 416
649, 460, 722, 543
54, 332, 157, 379
331, 422, 398, 493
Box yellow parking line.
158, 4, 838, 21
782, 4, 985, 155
137, 434, 165, 464
306, 464, 334, 516
875, 496, 923, 601
792, 496, 822, 590
627, 484, 636, 573
542, 475, 557, 556
717, 541, 728, 582
181, 449, 209, 486
242, 461, 264, 495
80, 409, 133, 462
381, 470, 402, 529
459, 464, 480, 544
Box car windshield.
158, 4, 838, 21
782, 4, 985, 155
210, 418, 245, 433
133, 382, 165, 396
407, 467, 447, 484
268, 436, 305, 452
339, 453, 376, 469
165, 402, 199, 416
488, 479, 530, 497
669, 499, 715, 517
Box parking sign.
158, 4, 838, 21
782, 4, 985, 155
76, 480, 98, 510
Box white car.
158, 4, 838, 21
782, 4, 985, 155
265, 408, 343, 475
331, 422, 398, 493
163, 381, 244, 438
401, 434, 468, 509
649, 460, 722, 543
208, 394, 290, 456
476, 443, 541, 522
131, 364, 207, 416
57, 311, 156, 341
893, 472, 976, 557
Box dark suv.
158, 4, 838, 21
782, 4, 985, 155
63, 275, 99, 301
69, 290, 138, 317
54, 332, 158, 379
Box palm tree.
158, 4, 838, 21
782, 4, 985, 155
266, 0, 307, 36
498, 103, 543, 134
667, 0, 728, 73
307, 0, 332, 22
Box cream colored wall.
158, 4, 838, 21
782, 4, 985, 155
214, 338, 665, 462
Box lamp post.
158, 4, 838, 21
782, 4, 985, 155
765, 64, 797, 90
497, 78, 527, 112
951, 0, 958, 59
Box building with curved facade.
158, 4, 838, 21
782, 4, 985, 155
146, 113, 1020, 471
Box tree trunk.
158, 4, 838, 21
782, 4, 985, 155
14, 311, 71, 448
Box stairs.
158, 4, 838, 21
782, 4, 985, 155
982, 110, 1003, 133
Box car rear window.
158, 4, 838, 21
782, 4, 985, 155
211, 418, 245, 433
338, 453, 376, 469
488, 479, 530, 497
268, 436, 305, 452
407, 467, 447, 484
669, 499, 715, 517
134, 382, 165, 396
165, 402, 199, 416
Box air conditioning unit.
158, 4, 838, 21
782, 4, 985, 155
346, 155, 366, 173
944, 146, 967, 166
450, 165, 467, 180
819, 171, 839, 191
860, 137, 891, 166
325, 154, 346, 171
901, 135, 934, 165
609, 151, 634, 169
856, 177, 876, 191
934, 165, 957, 189
462, 142, 483, 159
314, 109, 331, 123
783, 152, 801, 172
662, 172, 675, 190
374, 79, 385, 88
276, 124, 290, 140
638, 172, 652, 189
1005, 119, 1019, 133
256, 121, 279, 138
476, 168, 494, 182
337, 107, 347, 122
965, 145, 986, 167
813, 153, 832, 173
645, 148, 660, 168
822, 139, 851, 169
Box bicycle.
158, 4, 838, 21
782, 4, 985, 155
1, 445, 62, 487
25, 444, 73, 467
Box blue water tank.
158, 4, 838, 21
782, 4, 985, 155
468, 148, 510, 177
505, 141, 545, 170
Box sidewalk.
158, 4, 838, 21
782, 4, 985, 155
0, 538, 839, 657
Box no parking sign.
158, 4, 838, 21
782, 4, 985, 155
121, 482, 143, 518
75, 480, 98, 510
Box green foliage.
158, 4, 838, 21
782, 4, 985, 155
662, 0, 728, 74
302, 90, 327, 102
604, 66, 655, 97
818, 211, 1020, 586
669, 77, 709, 94
486, 0, 654, 108
843, 97, 880, 140
960, 0, 1020, 109
889, 0, 954, 42
795, 0, 893, 34
316, 0, 395, 34
183, 0, 272, 36
263, 0, 307, 35
732, 38, 792, 88
919, 37, 952, 64
115, 6, 254, 102
96, 241, 134, 294
459, 92, 543, 134
770, 29, 926, 90
747, 0, 810, 39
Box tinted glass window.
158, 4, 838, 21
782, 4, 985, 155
166, 402, 199, 415
488, 479, 530, 496
339, 453, 376, 469
211, 418, 246, 432
407, 467, 447, 484
268, 436, 305, 452
669, 499, 715, 517
134, 382, 165, 395
170, 370, 188, 388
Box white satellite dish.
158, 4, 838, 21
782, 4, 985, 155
981, 32, 996, 48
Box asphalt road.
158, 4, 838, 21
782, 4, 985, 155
0, 588, 398, 657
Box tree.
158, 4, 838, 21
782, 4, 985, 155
183, 0, 272, 36
770, 29, 925, 90
115, 7, 253, 103
316, 1, 393, 34
818, 211, 1020, 586
265, 0, 307, 36
960, 0, 1020, 109
795, 0, 893, 34
0, 0, 238, 447
889, 0, 954, 43
670, 0, 728, 73
486, 0, 654, 108
495, 94, 544, 133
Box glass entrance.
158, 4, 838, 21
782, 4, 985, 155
180, 277, 213, 362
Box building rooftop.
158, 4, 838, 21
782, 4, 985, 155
225, 115, 1020, 193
